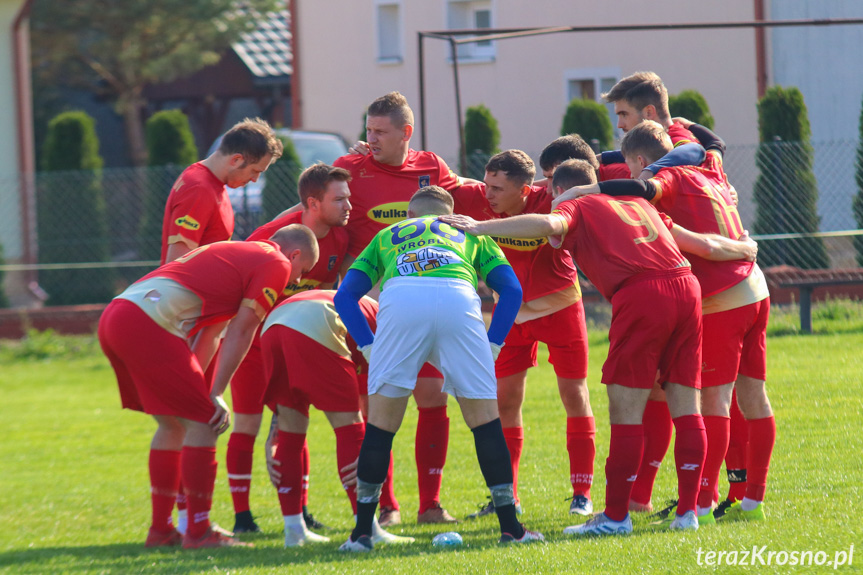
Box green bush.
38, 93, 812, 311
464, 104, 500, 180
37, 110, 114, 305
753, 86, 828, 269
560, 99, 613, 152
262, 135, 303, 221
668, 89, 715, 129
138, 110, 199, 261
854, 92, 863, 266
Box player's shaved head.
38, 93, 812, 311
620, 120, 673, 164
551, 159, 598, 191
408, 185, 454, 217
367, 91, 414, 129
539, 135, 599, 172
269, 224, 320, 265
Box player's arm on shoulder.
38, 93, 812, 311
484, 264, 522, 351
641, 143, 705, 180
441, 213, 563, 238
671, 225, 758, 262
550, 183, 600, 206
272, 203, 303, 220
164, 241, 195, 263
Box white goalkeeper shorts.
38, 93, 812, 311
367, 277, 497, 400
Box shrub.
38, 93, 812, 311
139, 110, 199, 261
464, 104, 501, 180
753, 86, 828, 269
668, 89, 715, 129
560, 99, 613, 152
37, 110, 114, 305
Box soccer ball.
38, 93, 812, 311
432, 532, 463, 547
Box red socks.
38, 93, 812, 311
226, 432, 255, 514
301, 439, 310, 507
725, 392, 749, 501
566, 416, 596, 498
745, 416, 775, 502
149, 449, 181, 532
502, 426, 524, 503
416, 406, 449, 513
335, 422, 365, 514
605, 424, 644, 521
629, 400, 672, 505
698, 416, 730, 508
672, 415, 707, 515
180, 446, 217, 538
274, 431, 307, 516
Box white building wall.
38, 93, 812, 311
297, 0, 759, 166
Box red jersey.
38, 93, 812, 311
551, 195, 690, 301
160, 162, 234, 264
651, 150, 752, 297
452, 183, 580, 303
334, 149, 461, 257
265, 289, 378, 368
247, 211, 348, 297
141, 240, 291, 335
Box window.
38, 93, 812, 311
376, 1, 402, 63
447, 1, 495, 61
564, 68, 621, 133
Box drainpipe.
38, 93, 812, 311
13, 0, 36, 277
754, 0, 768, 97
289, 0, 301, 128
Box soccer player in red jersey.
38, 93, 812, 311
160, 117, 283, 533
450, 150, 595, 518
331, 92, 467, 525
260, 290, 413, 547
566, 120, 774, 524
160, 118, 283, 264
442, 158, 758, 535
224, 164, 352, 533
98, 226, 318, 549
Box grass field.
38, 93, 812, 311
1, 317, 862, 573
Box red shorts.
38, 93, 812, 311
701, 298, 769, 386
261, 325, 361, 417
97, 299, 216, 423
495, 301, 589, 379
604, 270, 702, 390
229, 332, 270, 415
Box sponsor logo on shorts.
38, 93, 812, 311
490, 235, 546, 251
263, 287, 278, 306
175, 215, 200, 230
368, 202, 409, 225
419, 175, 431, 188
328, 255, 338, 270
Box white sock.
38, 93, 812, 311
284, 513, 329, 546
176, 510, 188, 535
741, 497, 761, 511
697, 506, 713, 517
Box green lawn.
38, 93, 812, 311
1, 329, 862, 573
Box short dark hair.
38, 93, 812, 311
620, 120, 672, 164
551, 159, 598, 191
218, 117, 283, 164
408, 185, 453, 216
602, 71, 670, 122
539, 135, 599, 172
298, 163, 352, 208
485, 149, 535, 187
269, 223, 320, 263
367, 91, 414, 128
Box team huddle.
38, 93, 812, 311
98, 71, 776, 551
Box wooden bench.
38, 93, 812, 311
776, 271, 863, 333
